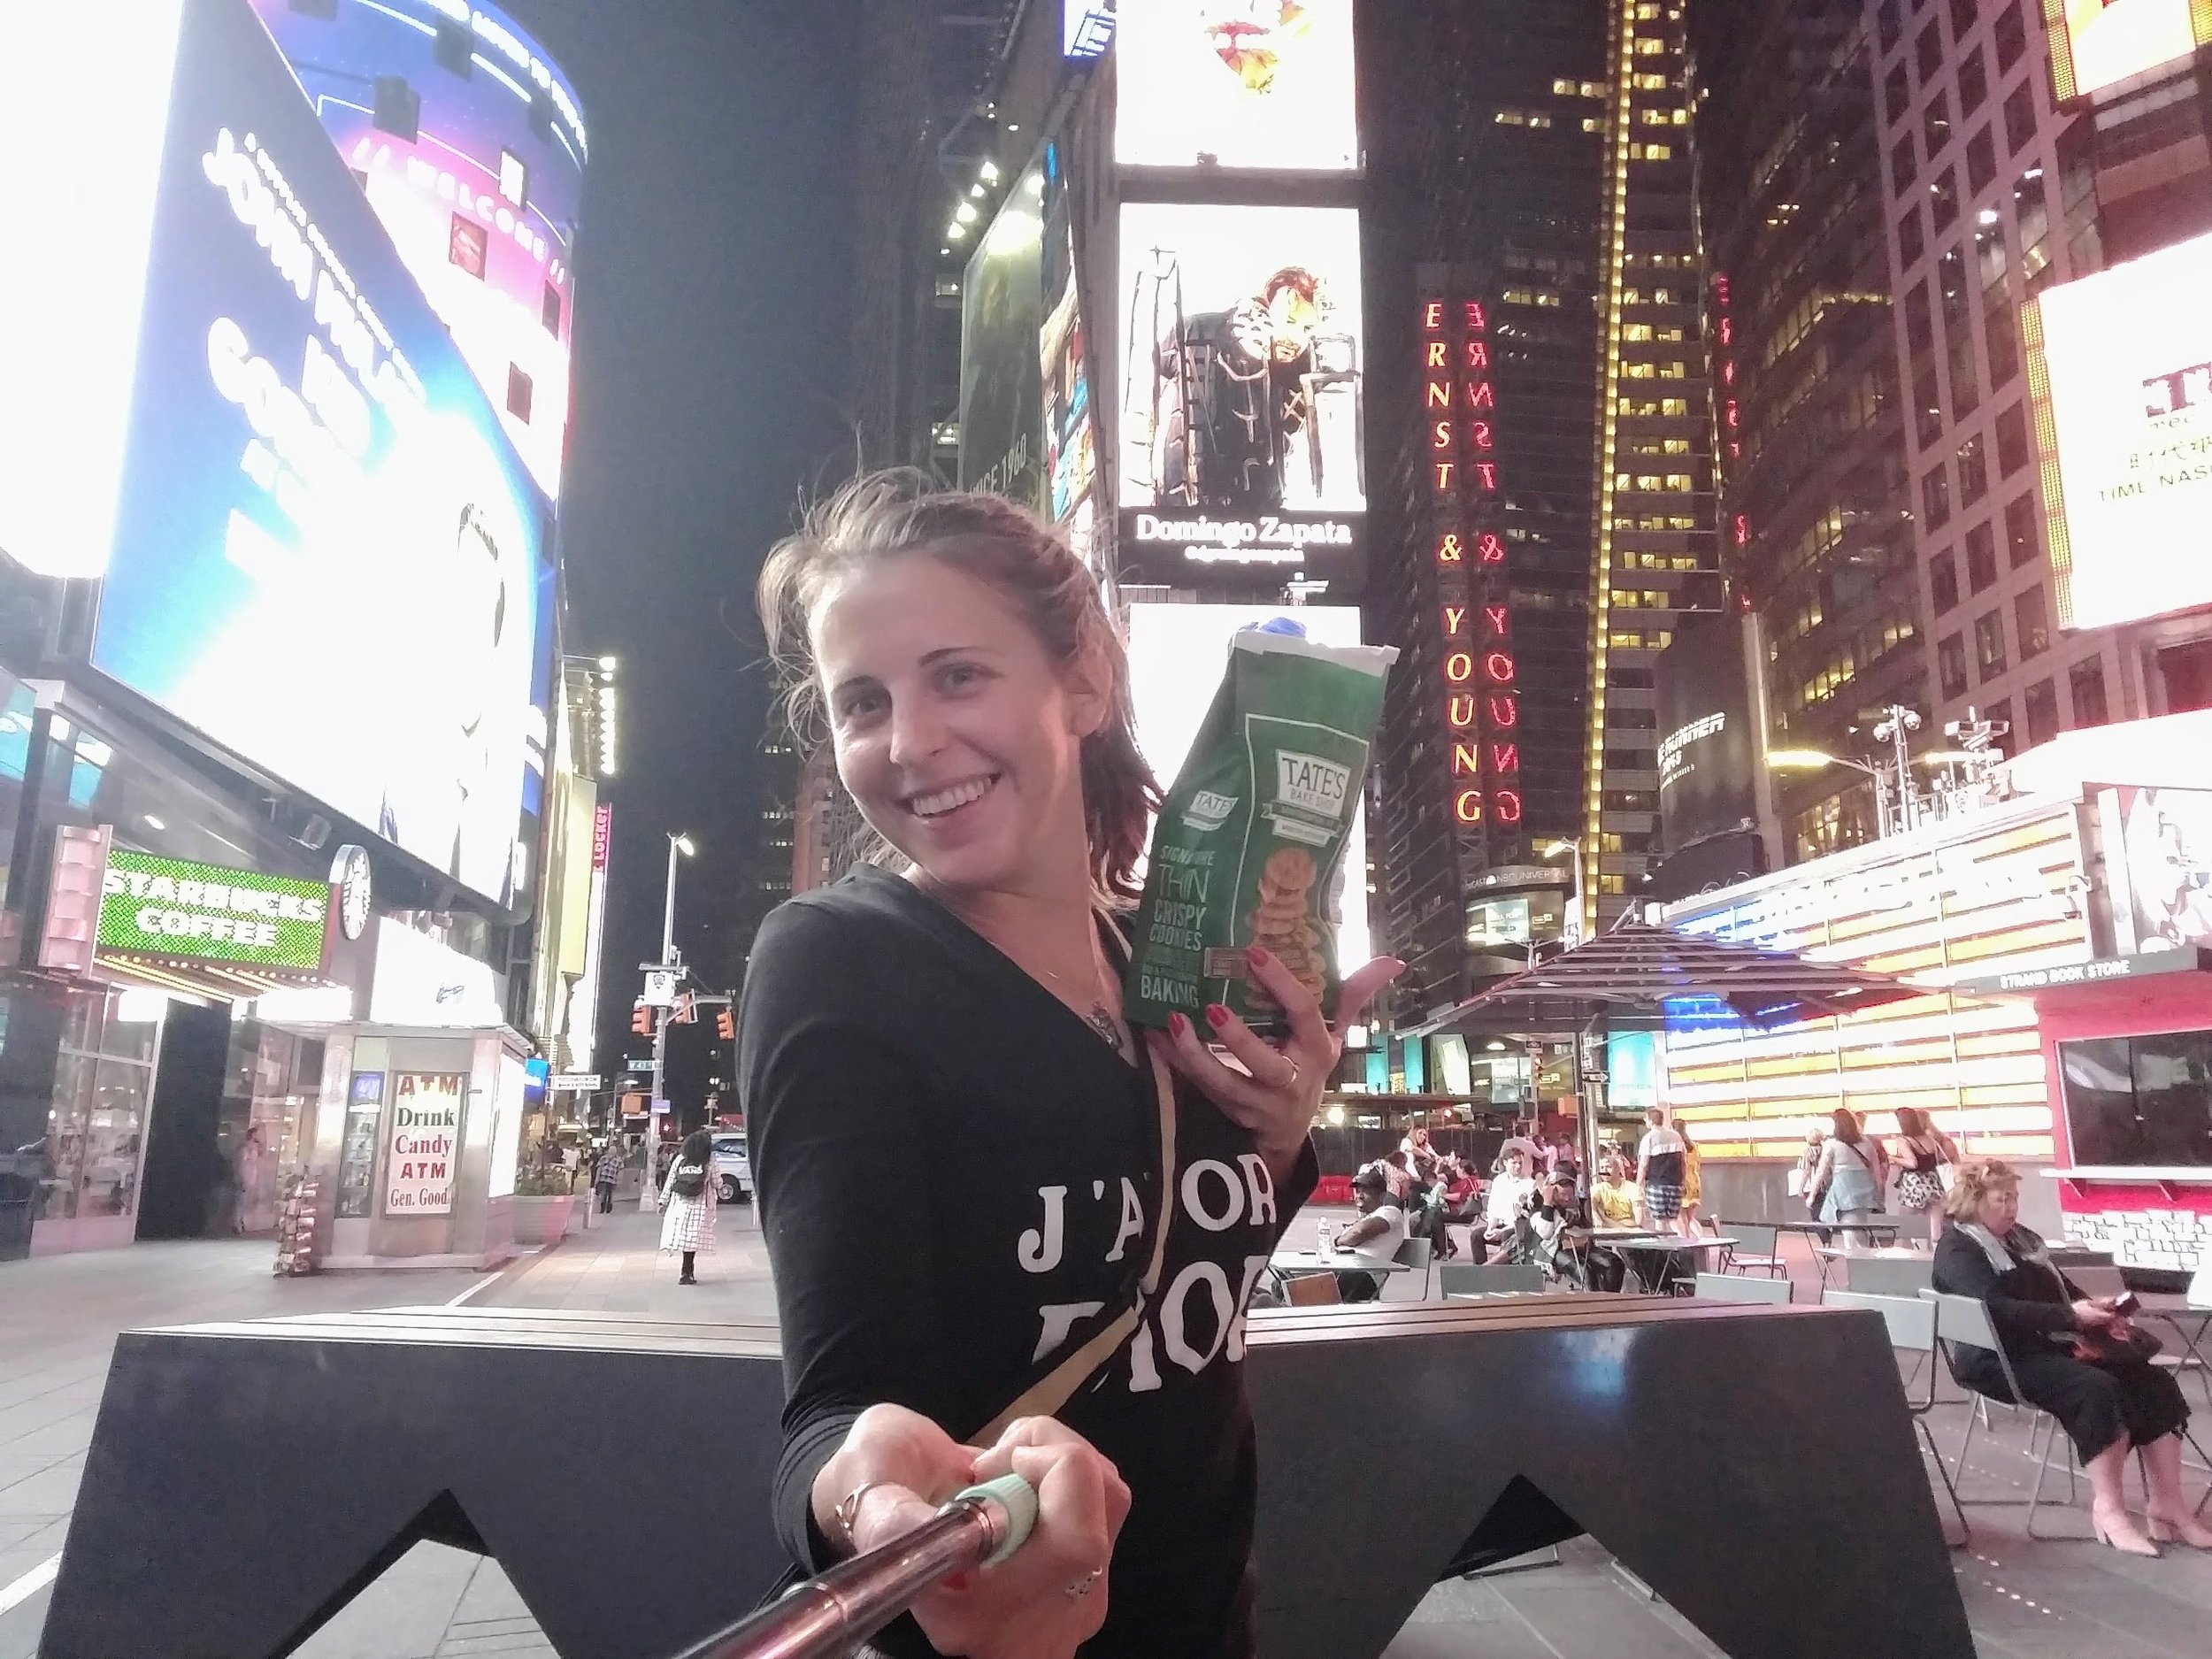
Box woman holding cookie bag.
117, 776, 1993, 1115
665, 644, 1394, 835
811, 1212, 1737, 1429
743, 472, 1402, 1659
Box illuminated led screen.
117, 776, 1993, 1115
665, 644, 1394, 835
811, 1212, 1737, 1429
1125, 603, 1371, 972
2044, 0, 2206, 102
1114, 1, 1358, 172
249, 0, 586, 502
1118, 202, 1364, 584
0, 0, 554, 909
99, 848, 332, 972
2031, 228, 2212, 631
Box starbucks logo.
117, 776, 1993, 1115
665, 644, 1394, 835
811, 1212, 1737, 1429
331, 845, 373, 941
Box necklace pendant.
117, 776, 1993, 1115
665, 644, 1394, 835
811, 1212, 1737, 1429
1087, 1005, 1125, 1050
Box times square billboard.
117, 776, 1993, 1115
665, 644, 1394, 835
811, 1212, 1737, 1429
1114, 1, 1359, 173
0, 0, 557, 910
1117, 201, 1365, 588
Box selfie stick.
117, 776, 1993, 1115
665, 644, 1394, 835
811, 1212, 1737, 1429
668, 1475, 1039, 1659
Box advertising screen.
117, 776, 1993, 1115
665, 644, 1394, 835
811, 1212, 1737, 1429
249, 0, 586, 501
1115, 1, 1358, 173
1653, 611, 1761, 852
959, 157, 1048, 506
1125, 603, 1372, 972
1118, 203, 1364, 585
99, 849, 333, 972
2044, 0, 2207, 102
2106, 785, 2212, 951
1041, 144, 1099, 562
2031, 229, 2212, 631
0, 0, 557, 909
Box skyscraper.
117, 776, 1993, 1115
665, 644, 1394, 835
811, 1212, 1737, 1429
1363, 0, 1719, 1018
1692, 0, 1924, 863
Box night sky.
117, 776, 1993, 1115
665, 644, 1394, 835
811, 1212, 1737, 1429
503, 1, 862, 1102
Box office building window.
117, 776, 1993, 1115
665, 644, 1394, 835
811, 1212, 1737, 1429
1923, 464, 1952, 527
2024, 678, 2059, 747
1996, 402, 2031, 474
1924, 90, 1952, 157
1904, 280, 1935, 352
1994, 0, 2026, 70
1949, 0, 1978, 39
1899, 201, 1925, 265
1977, 219, 2008, 289
1914, 366, 1945, 449
1931, 167, 1960, 233
1931, 549, 1960, 614
2069, 655, 2109, 726
1886, 61, 1912, 124
1957, 433, 1989, 506
1939, 633, 1970, 699
2016, 167, 2049, 254
2004, 81, 2037, 153
1878, 0, 1902, 53
1974, 608, 2008, 680
2004, 492, 2039, 566
1893, 134, 1917, 192
1967, 127, 1997, 192
1986, 696, 2013, 737
1959, 46, 1988, 114
1966, 521, 1998, 591
2016, 583, 2049, 657
1917, 19, 1944, 81
1985, 296, 2019, 387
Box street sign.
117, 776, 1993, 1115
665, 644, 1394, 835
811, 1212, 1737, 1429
551, 1073, 601, 1092
641, 970, 680, 1008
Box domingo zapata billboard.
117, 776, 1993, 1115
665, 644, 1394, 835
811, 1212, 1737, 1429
959, 158, 1048, 508
1118, 201, 1364, 589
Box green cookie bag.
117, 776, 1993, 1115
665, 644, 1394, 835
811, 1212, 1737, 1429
1126, 625, 1397, 1037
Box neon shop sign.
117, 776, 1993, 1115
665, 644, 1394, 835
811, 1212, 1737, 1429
1422, 297, 1523, 842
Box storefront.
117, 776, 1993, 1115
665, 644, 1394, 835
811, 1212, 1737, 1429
1659, 761, 2212, 1268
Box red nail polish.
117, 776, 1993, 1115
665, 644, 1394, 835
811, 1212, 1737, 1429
1170, 1012, 1190, 1038
1205, 1002, 1230, 1029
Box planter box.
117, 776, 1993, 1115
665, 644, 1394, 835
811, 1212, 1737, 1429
511, 1194, 578, 1248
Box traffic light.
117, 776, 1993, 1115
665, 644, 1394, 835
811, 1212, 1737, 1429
716, 1007, 735, 1041
631, 1003, 653, 1036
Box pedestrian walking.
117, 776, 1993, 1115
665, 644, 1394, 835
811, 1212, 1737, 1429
658, 1127, 717, 1284
593, 1139, 624, 1214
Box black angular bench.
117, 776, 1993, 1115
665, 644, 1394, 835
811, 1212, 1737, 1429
39, 1296, 1970, 1658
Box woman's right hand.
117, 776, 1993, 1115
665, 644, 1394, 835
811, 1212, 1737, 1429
811, 1405, 1130, 1659
2071, 1298, 2116, 1330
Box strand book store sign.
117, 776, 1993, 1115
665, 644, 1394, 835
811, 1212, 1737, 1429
384, 1071, 465, 1217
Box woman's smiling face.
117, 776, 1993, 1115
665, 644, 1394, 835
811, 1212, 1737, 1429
811, 553, 1105, 898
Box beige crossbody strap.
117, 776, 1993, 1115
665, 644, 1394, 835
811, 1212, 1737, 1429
976, 1043, 1178, 1442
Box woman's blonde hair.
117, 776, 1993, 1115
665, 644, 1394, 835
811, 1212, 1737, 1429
757, 470, 1159, 905
1942, 1156, 2020, 1221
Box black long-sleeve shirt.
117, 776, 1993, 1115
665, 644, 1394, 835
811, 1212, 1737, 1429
1930, 1225, 2081, 1363
739, 867, 1317, 1658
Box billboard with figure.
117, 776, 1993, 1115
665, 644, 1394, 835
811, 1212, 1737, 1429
959, 157, 1048, 506
249, 0, 587, 501
2044, 0, 2209, 103
1115, 1, 1358, 173
1118, 202, 1364, 586
0, 0, 554, 909
2104, 786, 2212, 952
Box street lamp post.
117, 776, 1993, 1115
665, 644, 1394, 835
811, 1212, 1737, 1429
641, 832, 695, 1211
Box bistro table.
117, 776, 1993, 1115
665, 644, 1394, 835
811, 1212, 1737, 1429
1768, 1217, 1904, 1246
1812, 1244, 1933, 1292
1268, 1249, 1420, 1299
1614, 1235, 1740, 1295
2138, 1291, 2212, 1406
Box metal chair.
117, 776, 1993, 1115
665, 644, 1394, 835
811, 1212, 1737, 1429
1439, 1261, 1542, 1297
1824, 1289, 1968, 1546
2062, 1263, 2127, 1299
1716, 1220, 1787, 1279
1846, 1255, 1935, 1297
1885, 1210, 1932, 1249
1382, 1235, 1436, 1302
1693, 1271, 1791, 1305
1284, 1273, 1341, 1307
1924, 1291, 2081, 1536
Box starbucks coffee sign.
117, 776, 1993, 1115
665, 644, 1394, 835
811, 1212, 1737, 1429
98, 849, 332, 972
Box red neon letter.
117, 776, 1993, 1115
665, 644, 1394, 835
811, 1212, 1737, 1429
1477, 533, 1505, 564
1463, 340, 1490, 371
1483, 651, 1517, 685
1495, 789, 1524, 825
1474, 462, 1498, 492
1486, 694, 1518, 728
1469, 380, 1495, 410
1463, 300, 1486, 331
1489, 742, 1520, 774
1469, 420, 1494, 451
1483, 604, 1509, 638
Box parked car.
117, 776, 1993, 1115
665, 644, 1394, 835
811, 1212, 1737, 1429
711, 1131, 752, 1202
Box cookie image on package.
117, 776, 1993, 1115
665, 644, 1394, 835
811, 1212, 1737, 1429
1247, 847, 1326, 1011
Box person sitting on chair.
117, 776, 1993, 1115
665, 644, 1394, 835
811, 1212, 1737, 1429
1328, 1164, 1408, 1302
1932, 1157, 2211, 1555
1479, 1143, 1540, 1263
